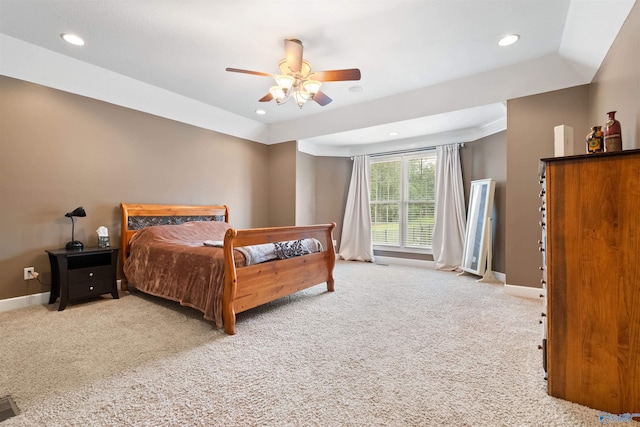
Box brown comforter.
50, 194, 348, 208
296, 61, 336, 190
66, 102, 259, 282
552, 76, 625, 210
123, 221, 244, 327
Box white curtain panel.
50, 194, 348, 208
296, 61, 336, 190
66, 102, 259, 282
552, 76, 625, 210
432, 144, 467, 270
339, 155, 374, 262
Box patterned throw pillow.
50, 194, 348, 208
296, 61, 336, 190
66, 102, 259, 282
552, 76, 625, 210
273, 240, 309, 259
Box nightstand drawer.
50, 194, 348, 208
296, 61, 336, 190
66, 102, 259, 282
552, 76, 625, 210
68, 266, 113, 284
68, 279, 114, 299
68, 266, 115, 299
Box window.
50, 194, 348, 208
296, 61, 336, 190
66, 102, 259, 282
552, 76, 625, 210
370, 152, 436, 251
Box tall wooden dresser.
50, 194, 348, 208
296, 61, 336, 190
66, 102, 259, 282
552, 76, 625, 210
539, 149, 640, 414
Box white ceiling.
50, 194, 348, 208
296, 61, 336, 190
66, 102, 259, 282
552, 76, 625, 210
0, 0, 636, 156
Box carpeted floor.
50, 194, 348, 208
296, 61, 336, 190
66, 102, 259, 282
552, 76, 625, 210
0, 261, 631, 426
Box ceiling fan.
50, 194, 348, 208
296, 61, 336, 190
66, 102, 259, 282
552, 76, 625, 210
226, 39, 361, 108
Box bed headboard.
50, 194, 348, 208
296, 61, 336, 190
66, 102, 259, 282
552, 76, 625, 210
120, 203, 229, 266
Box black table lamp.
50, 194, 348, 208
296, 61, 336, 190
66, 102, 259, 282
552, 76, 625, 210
65, 207, 86, 250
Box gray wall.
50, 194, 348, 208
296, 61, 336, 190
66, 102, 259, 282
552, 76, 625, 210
505, 85, 590, 288
295, 150, 317, 225
267, 141, 296, 226
314, 156, 352, 250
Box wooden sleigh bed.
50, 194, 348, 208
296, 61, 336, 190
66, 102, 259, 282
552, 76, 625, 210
120, 203, 336, 335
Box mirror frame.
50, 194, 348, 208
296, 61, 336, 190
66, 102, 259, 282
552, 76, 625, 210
460, 178, 495, 276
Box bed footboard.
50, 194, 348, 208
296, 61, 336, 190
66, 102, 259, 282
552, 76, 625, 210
222, 223, 336, 335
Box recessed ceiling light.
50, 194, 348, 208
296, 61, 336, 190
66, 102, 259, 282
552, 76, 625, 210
255, 109, 266, 115
61, 33, 85, 46
498, 34, 519, 47
389, 131, 399, 137
349, 86, 364, 93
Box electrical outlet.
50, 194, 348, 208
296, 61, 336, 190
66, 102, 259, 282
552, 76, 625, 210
24, 267, 35, 280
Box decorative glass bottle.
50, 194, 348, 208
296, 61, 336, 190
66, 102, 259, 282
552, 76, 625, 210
603, 111, 622, 152
586, 126, 604, 153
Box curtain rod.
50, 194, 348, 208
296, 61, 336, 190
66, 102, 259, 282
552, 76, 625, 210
363, 142, 465, 159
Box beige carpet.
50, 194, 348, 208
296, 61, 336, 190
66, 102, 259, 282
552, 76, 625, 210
0, 261, 628, 426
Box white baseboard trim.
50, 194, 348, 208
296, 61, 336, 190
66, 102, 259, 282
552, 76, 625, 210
0, 292, 51, 313
374, 256, 435, 269
373, 258, 508, 284
0, 280, 123, 313
504, 284, 544, 300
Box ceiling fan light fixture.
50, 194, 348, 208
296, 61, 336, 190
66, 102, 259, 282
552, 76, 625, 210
274, 74, 295, 93
269, 86, 286, 103
301, 79, 322, 98
226, 38, 361, 109
293, 91, 308, 109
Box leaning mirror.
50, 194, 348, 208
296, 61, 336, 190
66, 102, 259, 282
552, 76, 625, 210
460, 178, 495, 277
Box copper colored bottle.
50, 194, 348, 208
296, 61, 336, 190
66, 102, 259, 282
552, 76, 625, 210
603, 111, 622, 152
586, 126, 604, 153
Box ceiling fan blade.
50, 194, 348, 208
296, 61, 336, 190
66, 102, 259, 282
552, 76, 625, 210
312, 68, 361, 82
226, 67, 273, 78
313, 91, 332, 106
258, 92, 274, 102
284, 39, 303, 73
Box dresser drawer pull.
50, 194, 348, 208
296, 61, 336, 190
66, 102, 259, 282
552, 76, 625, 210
89, 272, 94, 277
89, 286, 94, 291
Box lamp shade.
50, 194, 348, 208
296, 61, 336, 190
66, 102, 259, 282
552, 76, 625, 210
65, 207, 86, 218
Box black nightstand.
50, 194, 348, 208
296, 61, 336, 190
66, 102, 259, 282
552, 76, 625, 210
46, 247, 120, 311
